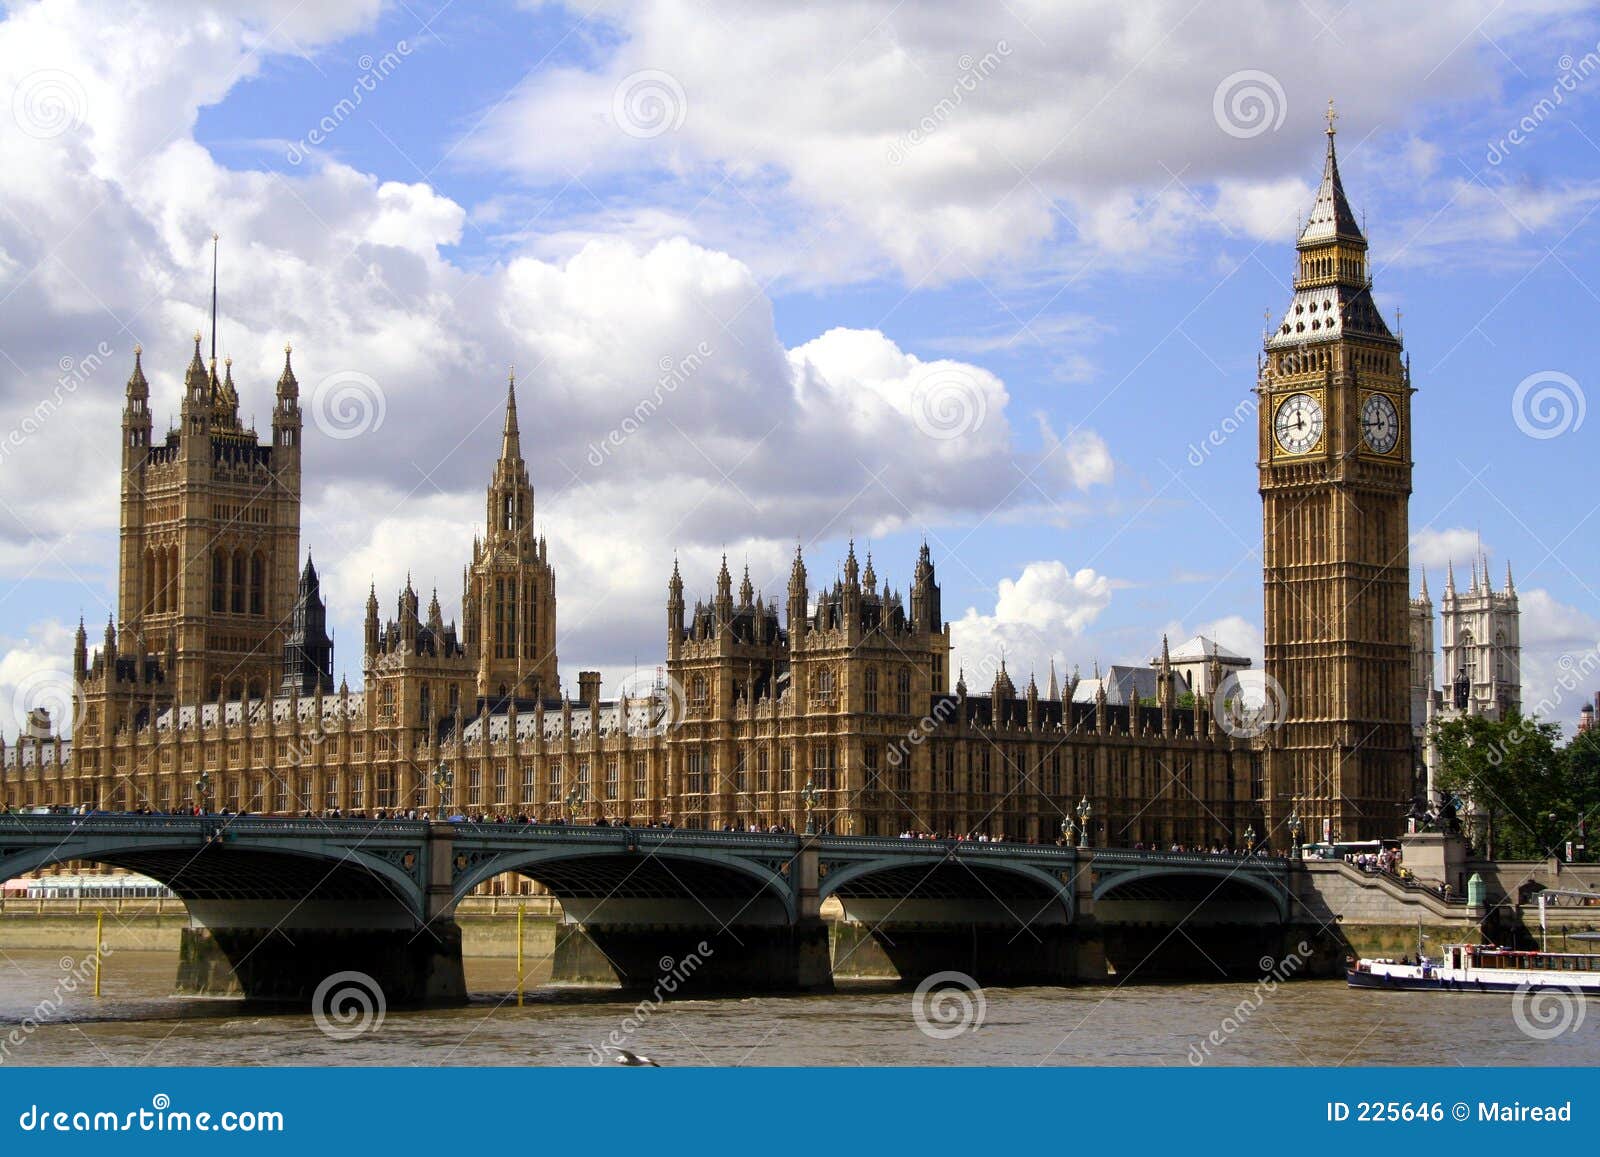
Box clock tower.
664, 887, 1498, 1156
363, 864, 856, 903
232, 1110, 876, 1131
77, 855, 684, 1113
1258, 106, 1413, 842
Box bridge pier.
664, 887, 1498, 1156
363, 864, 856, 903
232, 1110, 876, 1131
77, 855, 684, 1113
175, 901, 467, 1006
551, 920, 832, 992
830, 920, 1101, 985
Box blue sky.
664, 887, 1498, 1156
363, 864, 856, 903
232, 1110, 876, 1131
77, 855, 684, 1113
1, 0, 1598, 735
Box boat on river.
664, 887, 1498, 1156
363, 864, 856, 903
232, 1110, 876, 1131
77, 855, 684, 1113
1348, 944, 1600, 993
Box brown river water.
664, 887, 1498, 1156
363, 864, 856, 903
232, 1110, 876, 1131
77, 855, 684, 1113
1, 949, 1595, 1067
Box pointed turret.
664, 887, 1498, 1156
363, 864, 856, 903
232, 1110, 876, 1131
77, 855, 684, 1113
1047, 658, 1060, 702
364, 582, 380, 659
122, 345, 152, 463
911, 540, 941, 632
739, 562, 754, 607
273, 343, 303, 456
667, 556, 685, 658
73, 617, 87, 681
715, 553, 734, 623
1445, 560, 1457, 598
862, 551, 877, 594
1297, 102, 1364, 249
788, 544, 808, 637
282, 555, 333, 695
1504, 560, 1516, 597
501, 367, 522, 461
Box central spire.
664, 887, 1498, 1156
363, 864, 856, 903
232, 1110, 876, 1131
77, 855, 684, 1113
501, 367, 521, 461
1298, 101, 1364, 250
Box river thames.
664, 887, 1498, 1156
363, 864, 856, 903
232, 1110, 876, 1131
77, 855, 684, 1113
2, 949, 1595, 1066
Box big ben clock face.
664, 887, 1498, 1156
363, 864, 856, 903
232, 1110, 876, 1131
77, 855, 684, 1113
1273, 393, 1324, 454
1360, 393, 1400, 454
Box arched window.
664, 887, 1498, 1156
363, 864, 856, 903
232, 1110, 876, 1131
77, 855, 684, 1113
691, 675, 708, 711
167, 546, 179, 613
212, 550, 226, 613
144, 549, 157, 615
864, 667, 879, 713
230, 551, 246, 614
419, 683, 431, 725
1495, 631, 1508, 682
896, 667, 912, 715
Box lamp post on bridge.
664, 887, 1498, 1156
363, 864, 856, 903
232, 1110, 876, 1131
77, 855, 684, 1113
564, 785, 587, 824
1243, 823, 1256, 855
1074, 796, 1092, 849
194, 772, 213, 816
1286, 809, 1303, 861
431, 764, 454, 819
801, 777, 821, 835
1060, 817, 1075, 847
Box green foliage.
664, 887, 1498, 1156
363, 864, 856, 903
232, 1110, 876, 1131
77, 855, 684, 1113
1431, 713, 1591, 860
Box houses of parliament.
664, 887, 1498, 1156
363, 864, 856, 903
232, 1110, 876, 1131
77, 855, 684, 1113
2, 119, 1506, 848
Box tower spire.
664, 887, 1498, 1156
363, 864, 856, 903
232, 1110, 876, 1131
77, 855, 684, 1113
1297, 103, 1363, 249
501, 367, 521, 461
209, 232, 219, 365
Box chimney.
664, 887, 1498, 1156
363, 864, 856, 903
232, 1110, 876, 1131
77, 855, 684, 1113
578, 670, 601, 706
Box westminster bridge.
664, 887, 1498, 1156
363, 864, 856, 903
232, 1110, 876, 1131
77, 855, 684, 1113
0, 814, 1347, 1002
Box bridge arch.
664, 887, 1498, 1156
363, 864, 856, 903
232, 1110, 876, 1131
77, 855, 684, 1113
819, 853, 1076, 924
1092, 864, 1289, 921
0, 820, 429, 919
448, 843, 799, 925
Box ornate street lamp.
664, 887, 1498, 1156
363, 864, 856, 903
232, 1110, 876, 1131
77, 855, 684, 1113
1060, 816, 1075, 846
194, 771, 213, 814
1243, 823, 1256, 853
1075, 796, 1092, 849
801, 777, 821, 835
564, 784, 587, 823
431, 764, 454, 818
1286, 809, 1303, 860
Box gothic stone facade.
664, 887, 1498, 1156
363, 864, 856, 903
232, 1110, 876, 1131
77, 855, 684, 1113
13, 355, 1260, 852
12, 126, 1437, 849
1259, 116, 1415, 842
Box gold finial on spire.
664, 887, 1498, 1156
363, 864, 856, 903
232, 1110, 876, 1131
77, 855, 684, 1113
508, 363, 515, 384
284, 342, 292, 354
193, 329, 202, 344
133, 343, 142, 355
1325, 98, 1338, 137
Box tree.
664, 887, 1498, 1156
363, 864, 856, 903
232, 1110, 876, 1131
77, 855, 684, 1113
1432, 713, 1570, 860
